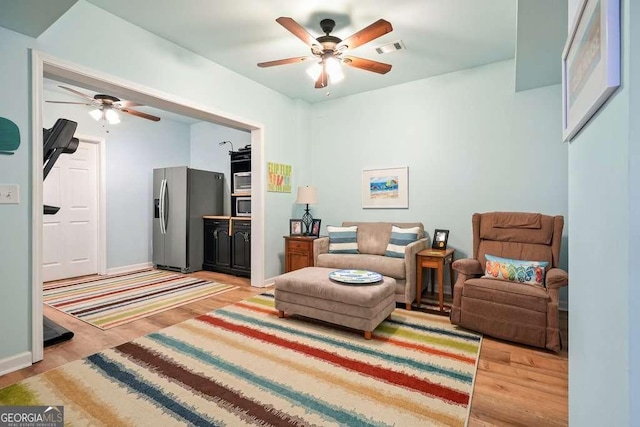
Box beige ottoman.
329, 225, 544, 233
274, 267, 396, 339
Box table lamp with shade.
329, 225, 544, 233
295, 186, 318, 235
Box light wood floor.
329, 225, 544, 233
0, 272, 568, 426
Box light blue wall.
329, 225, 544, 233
629, 0, 640, 422
0, 0, 309, 364
0, 27, 35, 360
289, 99, 313, 225
310, 59, 568, 298
266, 98, 311, 274
104, 120, 191, 268
189, 122, 251, 216
43, 89, 191, 269
567, 0, 633, 425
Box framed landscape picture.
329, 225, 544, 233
562, 0, 620, 141
362, 166, 409, 209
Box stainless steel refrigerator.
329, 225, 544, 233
153, 166, 223, 273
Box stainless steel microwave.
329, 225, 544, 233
236, 197, 251, 216
233, 172, 251, 193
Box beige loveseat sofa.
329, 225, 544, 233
313, 222, 429, 309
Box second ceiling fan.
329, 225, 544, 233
46, 86, 161, 124
258, 17, 393, 89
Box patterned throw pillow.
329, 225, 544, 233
327, 225, 359, 254
483, 254, 549, 286
385, 226, 420, 258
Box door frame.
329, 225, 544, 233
31, 50, 266, 363
78, 134, 108, 277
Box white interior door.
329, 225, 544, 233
43, 139, 99, 282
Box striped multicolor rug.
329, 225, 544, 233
43, 269, 237, 329
1, 292, 482, 426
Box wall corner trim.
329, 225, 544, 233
0, 351, 32, 377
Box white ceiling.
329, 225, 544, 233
85, 0, 518, 103
0, 0, 77, 38
515, 0, 567, 92
0, 1, 567, 105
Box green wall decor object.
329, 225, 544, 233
0, 117, 20, 155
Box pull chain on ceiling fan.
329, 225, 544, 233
258, 17, 393, 89
46, 86, 161, 124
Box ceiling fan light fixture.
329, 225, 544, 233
105, 108, 120, 125
52, 86, 160, 123
306, 58, 344, 84
325, 57, 344, 83
89, 108, 103, 121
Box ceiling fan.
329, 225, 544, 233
46, 86, 161, 124
258, 17, 393, 89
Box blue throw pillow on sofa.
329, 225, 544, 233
385, 225, 420, 258
327, 225, 359, 254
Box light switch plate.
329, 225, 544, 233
0, 184, 20, 204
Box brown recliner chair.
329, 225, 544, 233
450, 212, 568, 352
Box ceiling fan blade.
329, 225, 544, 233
336, 19, 393, 51
114, 100, 142, 108
58, 85, 97, 102
276, 17, 322, 49
258, 56, 314, 68
342, 56, 392, 74
45, 101, 94, 105
120, 108, 161, 122
314, 65, 328, 89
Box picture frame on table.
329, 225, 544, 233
432, 229, 449, 250
562, 0, 620, 142
310, 219, 322, 237
289, 219, 303, 236
362, 166, 409, 209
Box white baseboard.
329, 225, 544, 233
256, 276, 276, 288
0, 351, 32, 377
106, 262, 153, 276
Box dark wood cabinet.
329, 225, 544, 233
284, 236, 316, 272
203, 218, 231, 270
231, 220, 251, 273
214, 227, 231, 268
203, 218, 250, 277
203, 148, 252, 277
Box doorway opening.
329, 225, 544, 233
31, 50, 266, 363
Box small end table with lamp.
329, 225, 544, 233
284, 186, 319, 273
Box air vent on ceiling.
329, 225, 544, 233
375, 40, 406, 54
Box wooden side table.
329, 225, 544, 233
416, 247, 455, 312
284, 236, 317, 272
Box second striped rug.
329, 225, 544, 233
44, 269, 237, 329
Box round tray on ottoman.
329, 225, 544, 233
328, 269, 383, 285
